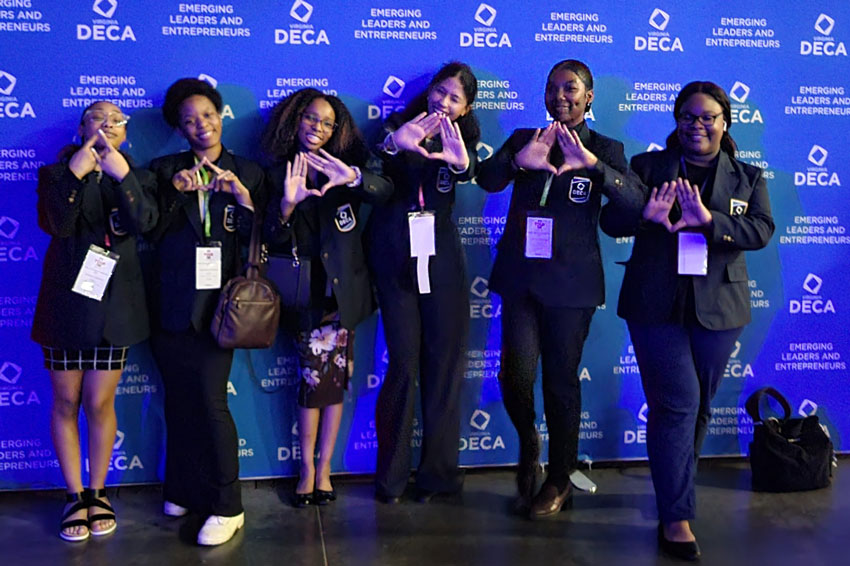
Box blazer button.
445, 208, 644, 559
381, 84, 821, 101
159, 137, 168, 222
323, 252, 329, 259
68, 197, 75, 203
332, 277, 339, 285
614, 178, 622, 186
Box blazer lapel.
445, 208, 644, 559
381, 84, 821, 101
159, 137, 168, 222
707, 151, 741, 213
179, 152, 206, 241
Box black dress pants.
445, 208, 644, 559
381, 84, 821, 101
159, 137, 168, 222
373, 245, 469, 497
151, 327, 243, 517
498, 291, 595, 490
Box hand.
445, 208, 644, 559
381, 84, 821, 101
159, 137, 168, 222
642, 180, 677, 232
427, 116, 469, 170
513, 124, 557, 174
68, 134, 100, 180
303, 148, 357, 194
392, 112, 442, 157
93, 130, 130, 181
672, 178, 712, 231
281, 153, 321, 219
555, 123, 598, 174
171, 159, 208, 193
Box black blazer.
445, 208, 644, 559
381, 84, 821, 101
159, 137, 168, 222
147, 149, 265, 334
32, 163, 158, 349
364, 112, 478, 283
264, 163, 392, 330
604, 148, 774, 330
477, 122, 645, 308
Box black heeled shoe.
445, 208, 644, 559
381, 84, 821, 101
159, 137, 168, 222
315, 489, 336, 505
84, 488, 116, 537
293, 491, 315, 508
657, 523, 701, 561
59, 492, 90, 542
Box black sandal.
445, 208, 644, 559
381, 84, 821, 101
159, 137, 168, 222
59, 492, 90, 542
85, 488, 117, 536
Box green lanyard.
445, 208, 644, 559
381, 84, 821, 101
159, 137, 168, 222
194, 157, 212, 238
539, 173, 555, 208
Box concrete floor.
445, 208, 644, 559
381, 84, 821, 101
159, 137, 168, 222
0, 459, 845, 565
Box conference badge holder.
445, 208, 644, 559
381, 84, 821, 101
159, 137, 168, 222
677, 231, 708, 276
408, 211, 435, 294
71, 244, 119, 301
196, 241, 223, 290
525, 172, 556, 260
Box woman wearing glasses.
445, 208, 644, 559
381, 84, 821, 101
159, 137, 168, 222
261, 88, 391, 507
601, 81, 774, 561
147, 78, 264, 546
32, 101, 157, 541
365, 61, 479, 503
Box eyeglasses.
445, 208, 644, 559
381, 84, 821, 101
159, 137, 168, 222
83, 110, 130, 128
677, 112, 722, 127
301, 112, 337, 132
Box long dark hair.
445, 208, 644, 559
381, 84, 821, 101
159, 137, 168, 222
665, 81, 737, 157
57, 101, 131, 163
262, 88, 368, 167
397, 61, 480, 147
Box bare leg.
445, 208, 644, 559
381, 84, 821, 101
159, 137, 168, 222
296, 407, 320, 495
50, 370, 86, 538
316, 403, 343, 492
81, 369, 122, 533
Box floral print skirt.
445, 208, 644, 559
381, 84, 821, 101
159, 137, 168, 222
295, 321, 352, 409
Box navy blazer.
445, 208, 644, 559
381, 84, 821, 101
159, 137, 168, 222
32, 163, 158, 349
264, 163, 392, 330
364, 112, 478, 284
604, 148, 774, 330
477, 122, 645, 308
147, 149, 265, 333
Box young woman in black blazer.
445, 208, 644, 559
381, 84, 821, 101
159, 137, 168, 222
601, 81, 774, 561
365, 61, 479, 503
261, 88, 391, 506
32, 101, 158, 541
147, 78, 264, 546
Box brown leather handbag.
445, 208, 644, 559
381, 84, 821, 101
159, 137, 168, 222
211, 213, 280, 349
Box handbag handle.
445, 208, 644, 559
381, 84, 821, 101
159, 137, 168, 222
245, 211, 262, 279
745, 387, 792, 424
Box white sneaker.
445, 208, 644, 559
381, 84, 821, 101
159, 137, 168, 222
197, 512, 245, 546
163, 501, 188, 517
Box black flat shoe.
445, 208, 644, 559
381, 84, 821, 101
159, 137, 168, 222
657, 523, 701, 561
315, 489, 336, 505
293, 491, 315, 508
529, 483, 573, 519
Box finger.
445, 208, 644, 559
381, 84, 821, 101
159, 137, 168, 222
308, 189, 322, 197
532, 128, 543, 143
304, 152, 328, 170
317, 148, 339, 163
285, 160, 292, 183
570, 128, 584, 147
670, 219, 687, 232
414, 145, 431, 159
454, 121, 465, 143
205, 160, 225, 175
319, 181, 333, 194
410, 111, 428, 125
96, 129, 114, 152
92, 149, 103, 165
81, 132, 100, 150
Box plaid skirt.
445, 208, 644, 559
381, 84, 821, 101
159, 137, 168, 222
42, 343, 129, 371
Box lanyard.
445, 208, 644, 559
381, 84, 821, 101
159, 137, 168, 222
538, 173, 555, 208
194, 156, 212, 238
679, 156, 711, 196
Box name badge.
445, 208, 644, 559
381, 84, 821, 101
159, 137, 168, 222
525, 215, 553, 259
569, 176, 592, 203
195, 242, 222, 290
408, 211, 436, 294
677, 231, 708, 276
71, 244, 119, 301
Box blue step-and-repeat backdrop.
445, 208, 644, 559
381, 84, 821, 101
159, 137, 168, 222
1, 1, 848, 490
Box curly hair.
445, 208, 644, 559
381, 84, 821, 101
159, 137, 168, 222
261, 88, 368, 166
397, 61, 481, 147
162, 78, 223, 129
665, 81, 738, 158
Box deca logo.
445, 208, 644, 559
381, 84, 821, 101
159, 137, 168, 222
728, 81, 762, 124
729, 81, 750, 103
0, 70, 17, 96
78, 0, 135, 41
469, 275, 501, 319
0, 361, 23, 385
801, 13, 847, 56
276, 0, 330, 45
0, 216, 21, 239
198, 73, 218, 88
623, 403, 648, 444
798, 399, 818, 417
476, 141, 494, 161
796, 144, 840, 187
635, 8, 683, 52
113, 429, 125, 450
470, 276, 490, 298
461, 2, 511, 48
790, 273, 835, 314
382, 75, 405, 99
646, 142, 664, 152
724, 341, 754, 378
470, 408, 491, 431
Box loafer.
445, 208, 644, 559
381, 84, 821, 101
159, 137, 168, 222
315, 489, 336, 505
293, 492, 315, 508
197, 512, 245, 546
529, 483, 573, 519
163, 501, 189, 517
657, 523, 701, 561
